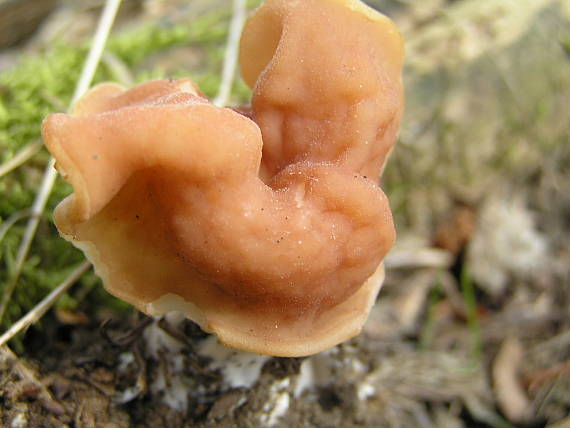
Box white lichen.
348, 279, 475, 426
117, 351, 135, 373
357, 381, 376, 401
468, 194, 548, 296
259, 378, 291, 427
115, 386, 141, 405
143, 313, 191, 412
197, 335, 269, 388
143, 312, 187, 358
151, 367, 191, 412
10, 414, 27, 428
294, 358, 315, 398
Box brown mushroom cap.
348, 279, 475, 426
41, 0, 403, 356
240, 0, 404, 181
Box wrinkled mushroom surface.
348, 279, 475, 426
42, 0, 403, 356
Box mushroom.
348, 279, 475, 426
41, 0, 404, 357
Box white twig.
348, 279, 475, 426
213, 0, 247, 107
0, 0, 122, 323
0, 158, 58, 322
0, 262, 91, 347
385, 248, 453, 270
71, 0, 123, 107
0, 141, 42, 179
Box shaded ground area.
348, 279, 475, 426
0, 0, 569, 427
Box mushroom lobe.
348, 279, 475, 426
42, 0, 403, 356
